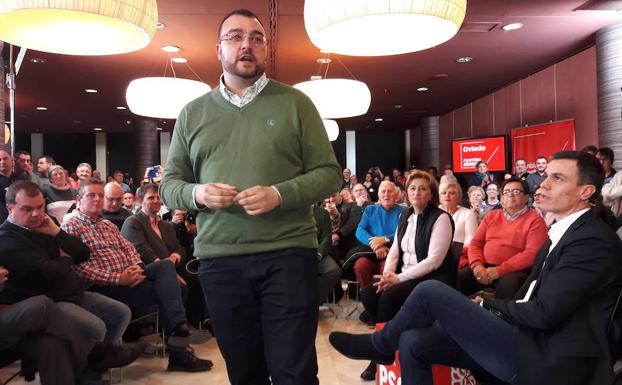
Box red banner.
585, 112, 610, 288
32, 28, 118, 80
452, 136, 507, 173
510, 120, 575, 173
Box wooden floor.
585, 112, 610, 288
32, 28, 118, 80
0, 301, 373, 385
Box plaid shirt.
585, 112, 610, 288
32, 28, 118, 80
61, 210, 142, 286
219, 73, 268, 108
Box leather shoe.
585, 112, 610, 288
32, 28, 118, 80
360, 361, 377, 381
89, 341, 149, 372
329, 332, 394, 364
167, 321, 212, 347
168, 350, 214, 372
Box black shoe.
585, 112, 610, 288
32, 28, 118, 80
89, 341, 149, 372
360, 361, 377, 381
358, 310, 376, 327
167, 350, 214, 372
328, 332, 394, 365
167, 321, 212, 347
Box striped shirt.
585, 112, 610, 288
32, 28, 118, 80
61, 210, 142, 286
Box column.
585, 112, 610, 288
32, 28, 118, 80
95, 133, 107, 178
160, 131, 171, 167
135, 119, 159, 181
420, 116, 440, 170
596, 23, 622, 170
31, 133, 43, 160
346, 130, 356, 175
0, 41, 6, 152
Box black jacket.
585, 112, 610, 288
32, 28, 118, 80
0, 221, 89, 304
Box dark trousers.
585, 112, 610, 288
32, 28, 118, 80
372, 280, 519, 385
457, 267, 529, 299
199, 248, 319, 385
360, 278, 422, 323
176, 264, 207, 328
92, 259, 186, 336
0, 296, 95, 385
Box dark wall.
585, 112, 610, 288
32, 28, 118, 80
331, 131, 346, 168
107, 133, 138, 179
356, 130, 405, 178
439, 47, 598, 168
44, 134, 96, 171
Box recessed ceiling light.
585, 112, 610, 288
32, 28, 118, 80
394, 104, 403, 109
502, 23, 523, 31
116, 106, 127, 110
85, 89, 98, 93
172, 57, 188, 64
29, 58, 47, 64
157, 21, 166, 29
161, 45, 181, 53
157, 127, 163, 131
432, 73, 449, 79
93, 127, 102, 131
417, 87, 429, 92
316, 58, 332, 64
72, 120, 81, 124
456, 56, 473, 63
126, 120, 131, 124
36, 106, 47, 111
375, 118, 383, 122
310, 75, 323, 80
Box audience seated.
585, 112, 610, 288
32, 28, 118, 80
460, 177, 548, 299
75, 163, 93, 187
482, 182, 501, 213
312, 204, 342, 304
35, 155, 55, 188
43, 165, 78, 222
345, 181, 405, 292
122, 191, 136, 212
61, 178, 213, 372
467, 185, 486, 221
438, 180, 478, 269
358, 171, 455, 381
526, 156, 548, 195
121, 183, 207, 328
363, 173, 379, 202
0, 181, 132, 346
470, 160, 495, 188
102, 182, 133, 230
0, 150, 30, 223
324, 189, 368, 262
329, 150, 622, 385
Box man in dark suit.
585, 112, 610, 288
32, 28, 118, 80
329, 150, 622, 385
121, 183, 206, 328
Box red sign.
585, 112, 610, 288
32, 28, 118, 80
510, 120, 575, 173
452, 136, 507, 173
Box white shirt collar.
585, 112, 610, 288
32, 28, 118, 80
548, 207, 590, 251
219, 73, 269, 108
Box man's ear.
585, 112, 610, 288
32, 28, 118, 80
6, 204, 13, 216
579, 184, 596, 203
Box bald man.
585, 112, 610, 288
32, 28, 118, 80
102, 182, 133, 230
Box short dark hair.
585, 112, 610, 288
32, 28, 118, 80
136, 183, 159, 201
6, 181, 44, 205
551, 150, 604, 202
218, 9, 264, 37
536, 155, 547, 162
500, 176, 529, 196
475, 160, 487, 169
15, 150, 30, 158
38, 155, 55, 164
597, 147, 614, 163
113, 170, 124, 176
77, 178, 105, 197
515, 158, 526, 164
581, 145, 598, 154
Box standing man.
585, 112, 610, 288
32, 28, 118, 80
14, 150, 38, 184
513, 158, 528, 181
526, 156, 548, 194
159, 8, 341, 385
36, 155, 55, 188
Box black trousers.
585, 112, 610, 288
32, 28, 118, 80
360, 278, 423, 323
457, 267, 529, 299
199, 248, 319, 385
0, 296, 95, 385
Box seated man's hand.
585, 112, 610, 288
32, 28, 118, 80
168, 253, 182, 264
485, 267, 500, 282
235, 186, 280, 216
472, 265, 491, 286
195, 183, 238, 209
119, 265, 145, 287
472, 295, 483, 305
331, 233, 340, 245
368, 236, 388, 251
33, 215, 60, 236
0, 267, 8, 284
375, 246, 389, 260
177, 274, 187, 286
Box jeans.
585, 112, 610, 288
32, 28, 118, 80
199, 248, 319, 385
57, 291, 131, 343
372, 280, 518, 385
92, 259, 186, 336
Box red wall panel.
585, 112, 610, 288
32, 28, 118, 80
472, 94, 495, 137
521, 66, 556, 126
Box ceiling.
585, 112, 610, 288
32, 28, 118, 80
2, 0, 622, 135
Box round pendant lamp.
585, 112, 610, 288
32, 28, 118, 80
0, 0, 158, 55
126, 77, 211, 120
323, 119, 339, 141
294, 78, 371, 119
304, 0, 467, 56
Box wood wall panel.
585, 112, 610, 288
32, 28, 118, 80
555, 47, 598, 149
439, 113, 453, 169
472, 94, 495, 137
454, 105, 472, 138
520, 66, 556, 126
492, 82, 521, 136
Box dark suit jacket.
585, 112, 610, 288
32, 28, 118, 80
484, 210, 622, 385
120, 211, 186, 265
0, 221, 89, 304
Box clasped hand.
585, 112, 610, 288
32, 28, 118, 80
195, 183, 280, 215
373, 271, 400, 293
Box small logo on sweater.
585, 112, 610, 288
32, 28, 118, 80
266, 119, 276, 128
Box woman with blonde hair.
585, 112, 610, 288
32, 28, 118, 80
439, 181, 479, 269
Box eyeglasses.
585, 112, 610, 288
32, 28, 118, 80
219, 32, 267, 46
502, 189, 525, 196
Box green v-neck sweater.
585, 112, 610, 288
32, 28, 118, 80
160, 80, 342, 258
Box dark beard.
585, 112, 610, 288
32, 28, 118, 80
224, 60, 265, 79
